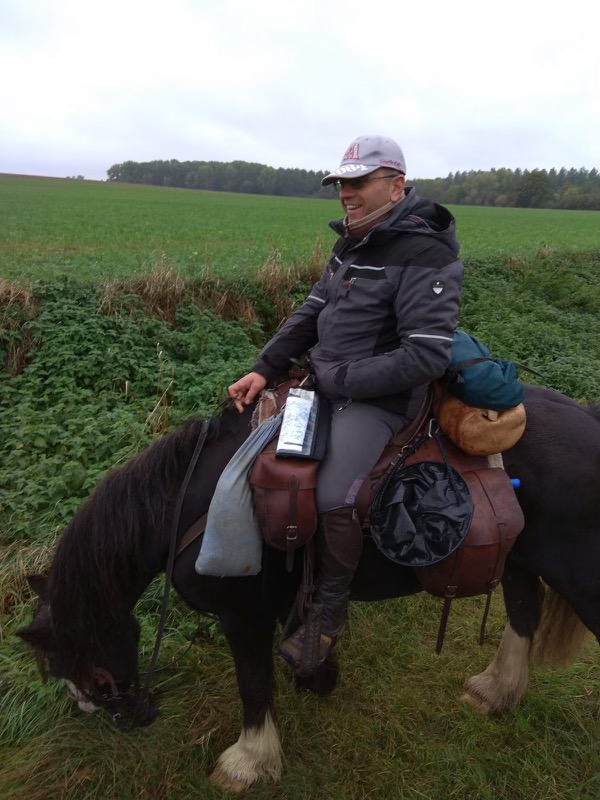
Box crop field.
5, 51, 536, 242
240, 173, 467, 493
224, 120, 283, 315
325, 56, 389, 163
0, 175, 598, 799
1, 174, 598, 281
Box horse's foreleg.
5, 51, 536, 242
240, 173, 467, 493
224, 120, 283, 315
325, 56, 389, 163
210, 611, 283, 792
462, 559, 541, 715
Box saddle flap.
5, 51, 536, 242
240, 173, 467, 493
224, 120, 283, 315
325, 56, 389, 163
462, 468, 525, 546
250, 437, 319, 490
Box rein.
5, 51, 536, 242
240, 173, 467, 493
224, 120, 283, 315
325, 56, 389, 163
131, 418, 211, 727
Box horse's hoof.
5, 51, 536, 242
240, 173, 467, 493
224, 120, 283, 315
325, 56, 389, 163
209, 764, 253, 793
461, 672, 518, 716
208, 714, 283, 792
460, 686, 493, 715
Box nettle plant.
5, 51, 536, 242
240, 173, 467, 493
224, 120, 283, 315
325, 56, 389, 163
0, 280, 259, 544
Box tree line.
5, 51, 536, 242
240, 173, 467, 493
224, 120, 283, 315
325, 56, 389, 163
106, 159, 333, 199
414, 167, 599, 210
106, 160, 599, 210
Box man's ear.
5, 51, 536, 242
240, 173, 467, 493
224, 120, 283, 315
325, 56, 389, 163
390, 174, 406, 202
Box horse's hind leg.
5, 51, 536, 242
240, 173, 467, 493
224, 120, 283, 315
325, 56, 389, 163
462, 559, 541, 715
209, 611, 283, 792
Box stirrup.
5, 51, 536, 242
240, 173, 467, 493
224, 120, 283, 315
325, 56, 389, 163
280, 625, 334, 677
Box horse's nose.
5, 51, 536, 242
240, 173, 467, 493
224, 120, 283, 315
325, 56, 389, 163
64, 680, 98, 713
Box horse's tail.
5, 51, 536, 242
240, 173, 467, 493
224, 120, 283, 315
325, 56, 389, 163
530, 584, 590, 668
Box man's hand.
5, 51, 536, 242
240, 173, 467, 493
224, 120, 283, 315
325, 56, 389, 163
228, 372, 267, 413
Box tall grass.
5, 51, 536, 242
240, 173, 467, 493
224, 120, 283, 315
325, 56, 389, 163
2, 591, 598, 800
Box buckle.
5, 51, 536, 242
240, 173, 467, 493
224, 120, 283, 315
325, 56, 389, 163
286, 525, 298, 542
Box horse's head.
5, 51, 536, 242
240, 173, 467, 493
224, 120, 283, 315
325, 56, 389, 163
17, 574, 159, 729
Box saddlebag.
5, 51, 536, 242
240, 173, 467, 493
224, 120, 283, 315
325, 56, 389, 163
433, 383, 527, 456
249, 380, 328, 571
250, 435, 319, 570
370, 433, 525, 650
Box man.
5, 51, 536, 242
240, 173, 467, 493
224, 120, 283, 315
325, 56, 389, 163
229, 135, 463, 673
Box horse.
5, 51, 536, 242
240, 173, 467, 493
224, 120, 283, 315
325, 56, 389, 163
17, 383, 600, 792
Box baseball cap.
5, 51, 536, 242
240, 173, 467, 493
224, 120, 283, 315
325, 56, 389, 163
321, 135, 406, 186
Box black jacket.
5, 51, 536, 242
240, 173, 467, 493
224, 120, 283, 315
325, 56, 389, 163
252, 188, 463, 417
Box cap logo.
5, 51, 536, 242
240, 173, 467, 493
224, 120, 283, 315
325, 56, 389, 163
432, 280, 445, 295
381, 159, 404, 169
342, 143, 360, 161
336, 164, 369, 175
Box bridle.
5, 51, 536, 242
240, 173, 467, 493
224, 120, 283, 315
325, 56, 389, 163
130, 418, 211, 728
84, 670, 152, 730
61, 417, 214, 730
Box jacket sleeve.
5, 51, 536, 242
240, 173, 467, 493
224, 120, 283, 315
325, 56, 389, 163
337, 258, 463, 398
251, 268, 329, 385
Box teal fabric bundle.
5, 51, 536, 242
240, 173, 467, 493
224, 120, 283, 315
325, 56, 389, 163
446, 331, 523, 411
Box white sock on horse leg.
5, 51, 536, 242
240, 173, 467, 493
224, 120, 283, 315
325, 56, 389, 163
461, 623, 530, 714
210, 711, 283, 791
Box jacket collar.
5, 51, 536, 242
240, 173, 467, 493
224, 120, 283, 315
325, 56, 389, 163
329, 186, 421, 245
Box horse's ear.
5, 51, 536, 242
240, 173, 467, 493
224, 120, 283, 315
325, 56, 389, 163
16, 621, 54, 652
26, 574, 49, 600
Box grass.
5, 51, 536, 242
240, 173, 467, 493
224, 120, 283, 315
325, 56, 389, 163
2, 591, 598, 800
0, 176, 338, 282
0, 174, 598, 799
1, 175, 598, 282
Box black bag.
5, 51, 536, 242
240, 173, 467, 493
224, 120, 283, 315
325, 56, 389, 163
369, 433, 473, 568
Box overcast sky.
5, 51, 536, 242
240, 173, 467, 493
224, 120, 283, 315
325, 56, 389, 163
1, 0, 598, 182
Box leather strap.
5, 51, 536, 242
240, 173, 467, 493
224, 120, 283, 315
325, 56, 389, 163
436, 594, 455, 654
134, 420, 210, 727
286, 475, 300, 572
175, 512, 209, 558
479, 590, 494, 645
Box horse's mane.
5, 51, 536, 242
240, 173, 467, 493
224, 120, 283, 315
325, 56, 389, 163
48, 407, 248, 675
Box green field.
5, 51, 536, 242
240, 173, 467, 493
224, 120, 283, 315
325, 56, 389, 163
1, 175, 598, 800
1, 175, 598, 281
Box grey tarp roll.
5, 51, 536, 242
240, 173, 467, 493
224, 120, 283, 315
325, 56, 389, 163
195, 412, 282, 577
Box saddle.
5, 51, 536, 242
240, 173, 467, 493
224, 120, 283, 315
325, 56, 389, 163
249, 380, 525, 647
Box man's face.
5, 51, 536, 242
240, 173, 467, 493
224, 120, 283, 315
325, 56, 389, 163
336, 168, 406, 236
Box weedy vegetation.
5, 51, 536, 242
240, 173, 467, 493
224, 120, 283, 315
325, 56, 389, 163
0, 175, 598, 799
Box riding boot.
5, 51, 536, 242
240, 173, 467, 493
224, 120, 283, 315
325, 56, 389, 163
280, 506, 363, 675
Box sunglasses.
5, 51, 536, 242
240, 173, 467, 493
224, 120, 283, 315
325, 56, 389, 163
333, 174, 401, 193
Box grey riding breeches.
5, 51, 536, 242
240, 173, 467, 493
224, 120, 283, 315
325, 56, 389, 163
315, 400, 408, 514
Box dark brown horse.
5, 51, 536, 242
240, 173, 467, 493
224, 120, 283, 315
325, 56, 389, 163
18, 384, 600, 791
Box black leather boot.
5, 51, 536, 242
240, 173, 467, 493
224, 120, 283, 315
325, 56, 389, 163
280, 506, 363, 675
